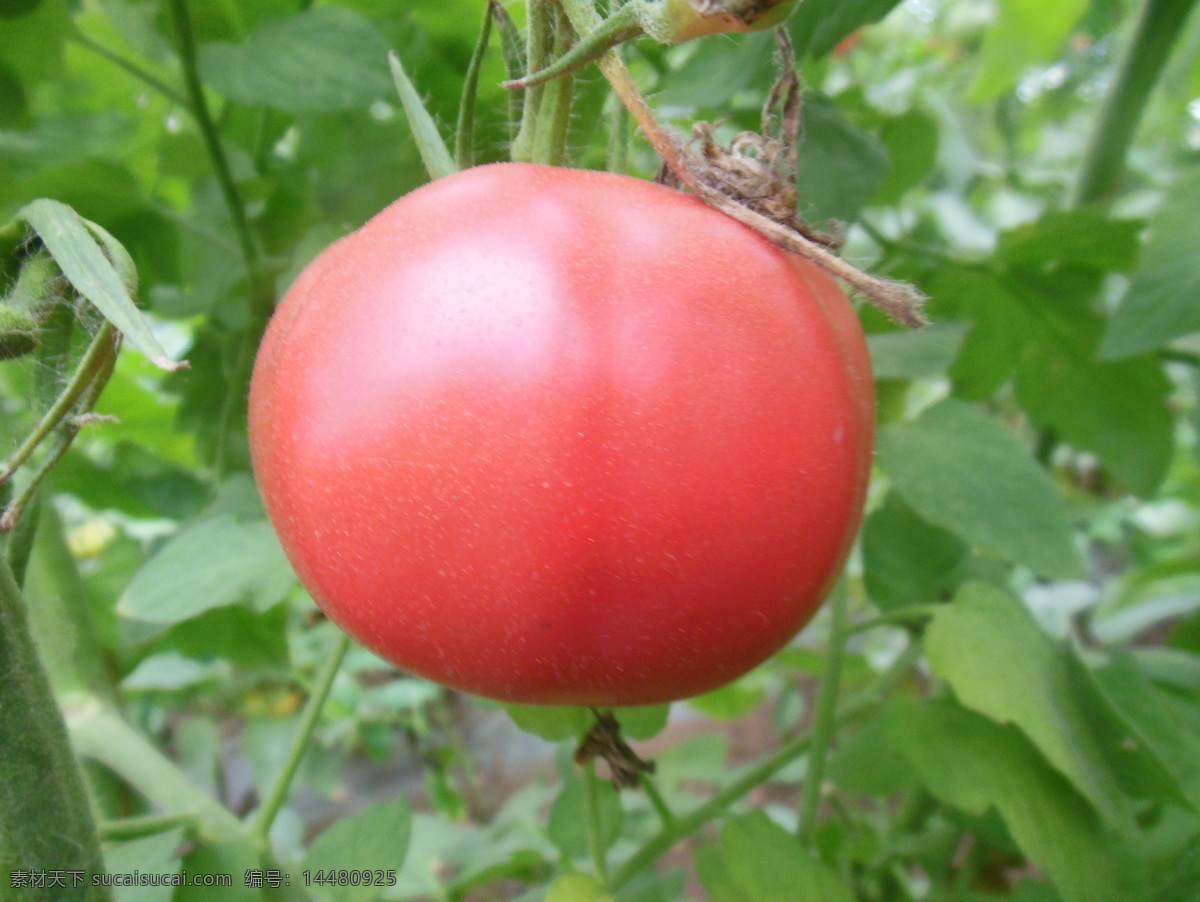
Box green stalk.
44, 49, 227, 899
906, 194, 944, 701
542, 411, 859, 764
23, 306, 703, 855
100, 813, 200, 842
1, 321, 118, 487
530, 7, 579, 165
583, 761, 610, 887
65, 694, 246, 843
71, 32, 188, 106
609, 638, 923, 890
606, 97, 631, 173
249, 632, 351, 849
797, 586, 850, 840
511, 0, 557, 161
1072, 0, 1200, 207
0, 555, 110, 898
165, 0, 264, 311
455, 2, 495, 169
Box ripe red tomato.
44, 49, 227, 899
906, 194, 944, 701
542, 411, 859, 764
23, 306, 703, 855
249, 163, 873, 706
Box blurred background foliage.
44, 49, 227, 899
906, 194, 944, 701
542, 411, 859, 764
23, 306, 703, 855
3, 0, 1200, 900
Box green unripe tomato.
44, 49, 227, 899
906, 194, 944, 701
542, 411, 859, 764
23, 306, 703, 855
647, 0, 797, 42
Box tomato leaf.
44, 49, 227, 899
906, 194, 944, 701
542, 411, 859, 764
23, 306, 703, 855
967, 0, 1089, 101
862, 492, 968, 610
301, 798, 412, 902
16, 198, 183, 370
876, 399, 1083, 577
887, 696, 1148, 902
866, 321, 969, 380
548, 776, 623, 861
789, 0, 905, 59
926, 583, 1157, 834
116, 515, 295, 623
1101, 170, 1200, 358
197, 8, 393, 113
696, 811, 856, 902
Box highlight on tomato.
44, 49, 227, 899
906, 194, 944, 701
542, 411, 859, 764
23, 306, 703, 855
249, 162, 874, 706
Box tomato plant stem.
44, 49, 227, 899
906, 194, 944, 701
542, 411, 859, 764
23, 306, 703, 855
0, 556, 110, 898
512, 0, 556, 161
641, 775, 676, 830
99, 812, 201, 842
1072, 0, 1199, 207
797, 585, 850, 840
455, 2, 495, 169
609, 638, 924, 889
584, 761, 611, 886
70, 32, 188, 107
250, 632, 351, 849
0, 321, 118, 487
531, 7, 578, 165
166, 0, 265, 314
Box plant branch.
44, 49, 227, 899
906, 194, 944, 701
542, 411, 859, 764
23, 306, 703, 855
797, 586, 850, 840
1, 321, 119, 487
584, 761, 610, 887
71, 31, 188, 106
0, 557, 110, 897
609, 637, 924, 889
455, 2, 496, 169
249, 632, 351, 848
166, 0, 266, 312
1072, 0, 1200, 207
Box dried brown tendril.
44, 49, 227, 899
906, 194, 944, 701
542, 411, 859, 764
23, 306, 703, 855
575, 710, 656, 789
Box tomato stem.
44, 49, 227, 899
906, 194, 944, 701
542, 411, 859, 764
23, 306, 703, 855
1, 321, 121, 532
0, 555, 110, 897
583, 760, 612, 887
797, 583, 850, 841
1072, 0, 1199, 207
455, 1, 496, 169
609, 637, 923, 890
249, 631, 351, 850
511, 0, 557, 161
530, 6, 579, 166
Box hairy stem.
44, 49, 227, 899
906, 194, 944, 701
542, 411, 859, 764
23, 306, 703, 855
610, 638, 923, 889
249, 632, 351, 849
797, 586, 850, 840
0, 557, 110, 897
1073, 0, 1200, 207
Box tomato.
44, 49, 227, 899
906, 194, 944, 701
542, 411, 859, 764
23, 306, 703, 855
249, 163, 873, 706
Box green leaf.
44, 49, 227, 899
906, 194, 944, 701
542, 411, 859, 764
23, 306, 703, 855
926, 583, 1138, 833
1091, 653, 1200, 810
863, 492, 968, 610
614, 704, 670, 740
388, 48, 457, 181
547, 775, 623, 861
968, 0, 1090, 100
789, 0, 905, 59
876, 399, 1083, 577
197, 8, 394, 113
1101, 170, 1200, 358
103, 828, 184, 902
888, 698, 1148, 902
866, 322, 969, 380
176, 842, 262, 902
928, 268, 1030, 400
302, 798, 412, 902
1015, 332, 1172, 497
545, 873, 615, 902
16, 198, 181, 370
996, 210, 1144, 272
501, 703, 589, 740
696, 811, 856, 902
116, 515, 295, 623
873, 108, 939, 205
121, 652, 224, 691
797, 92, 890, 225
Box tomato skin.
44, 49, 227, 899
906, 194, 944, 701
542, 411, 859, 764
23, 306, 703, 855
249, 163, 873, 706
